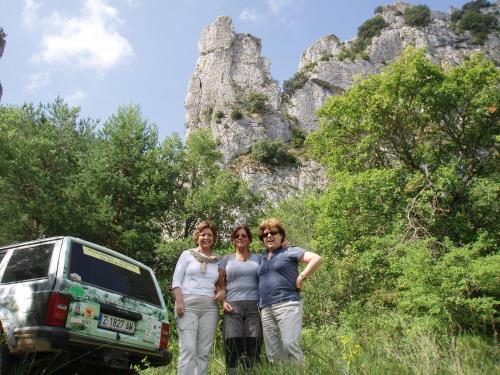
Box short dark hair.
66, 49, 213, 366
257, 218, 286, 242
193, 220, 217, 246
231, 224, 252, 243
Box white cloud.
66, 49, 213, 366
65, 89, 87, 105
26, 71, 51, 92
240, 0, 303, 25
239, 8, 262, 23
21, 0, 41, 29
24, 0, 133, 72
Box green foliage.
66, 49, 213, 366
353, 15, 388, 53
374, 5, 384, 14
451, 0, 497, 44
0, 98, 97, 243
203, 106, 213, 122
283, 62, 317, 96
403, 5, 431, 27
290, 125, 306, 148
244, 92, 269, 114
283, 70, 309, 95
230, 108, 243, 121
159, 129, 262, 242
214, 110, 224, 123
250, 139, 297, 167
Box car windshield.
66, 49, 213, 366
69, 242, 161, 307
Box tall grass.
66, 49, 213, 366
141, 327, 499, 374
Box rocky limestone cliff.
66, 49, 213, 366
185, 2, 499, 203
185, 16, 289, 164
0, 27, 6, 101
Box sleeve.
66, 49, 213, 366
288, 247, 306, 262
172, 250, 189, 290
218, 255, 228, 270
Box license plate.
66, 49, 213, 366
98, 313, 135, 335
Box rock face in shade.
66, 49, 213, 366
0, 27, 5, 101
184, 3, 499, 203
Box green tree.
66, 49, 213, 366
75, 104, 165, 263
0, 99, 96, 243
307, 48, 499, 336
159, 129, 263, 242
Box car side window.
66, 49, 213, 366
0, 249, 7, 264
1, 244, 54, 283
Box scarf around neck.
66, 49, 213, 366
190, 248, 221, 273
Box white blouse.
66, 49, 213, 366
171, 250, 219, 297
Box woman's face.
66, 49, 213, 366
197, 228, 214, 250
262, 227, 282, 251
232, 228, 250, 250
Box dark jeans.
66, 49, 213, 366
223, 300, 263, 371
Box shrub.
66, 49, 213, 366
203, 106, 213, 122
283, 71, 309, 96
404, 5, 432, 27
353, 15, 388, 53
215, 110, 224, 123
244, 92, 269, 114
457, 11, 497, 33
290, 125, 306, 148
251, 139, 297, 166
451, 1, 497, 44
230, 108, 243, 121
374, 5, 384, 14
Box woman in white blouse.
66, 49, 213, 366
172, 220, 221, 375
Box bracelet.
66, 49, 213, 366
299, 273, 307, 280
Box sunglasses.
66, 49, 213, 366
262, 229, 280, 237
233, 233, 248, 239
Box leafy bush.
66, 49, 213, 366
457, 11, 497, 33
244, 92, 269, 114
290, 125, 306, 148
203, 106, 213, 122
374, 5, 384, 14
250, 139, 297, 166
404, 5, 432, 27
451, 0, 497, 44
283, 71, 309, 96
353, 15, 389, 53
230, 108, 243, 121
214, 110, 224, 123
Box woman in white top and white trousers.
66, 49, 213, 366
172, 220, 221, 375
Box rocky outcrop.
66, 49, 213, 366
185, 16, 289, 164
185, 2, 499, 203
0, 27, 5, 101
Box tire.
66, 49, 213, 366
0, 343, 14, 375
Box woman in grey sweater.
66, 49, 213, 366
217, 224, 262, 374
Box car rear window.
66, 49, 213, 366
69, 242, 161, 307
1, 244, 54, 283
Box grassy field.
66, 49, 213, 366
139, 327, 499, 375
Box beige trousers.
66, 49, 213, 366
260, 300, 304, 364
176, 295, 218, 375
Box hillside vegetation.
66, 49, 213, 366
0, 48, 498, 373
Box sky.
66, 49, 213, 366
1, 0, 470, 142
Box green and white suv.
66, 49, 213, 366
0, 236, 171, 374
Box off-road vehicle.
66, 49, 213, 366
0, 236, 171, 374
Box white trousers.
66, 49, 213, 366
176, 295, 218, 375
260, 300, 304, 364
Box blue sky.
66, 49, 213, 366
1, 0, 469, 142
